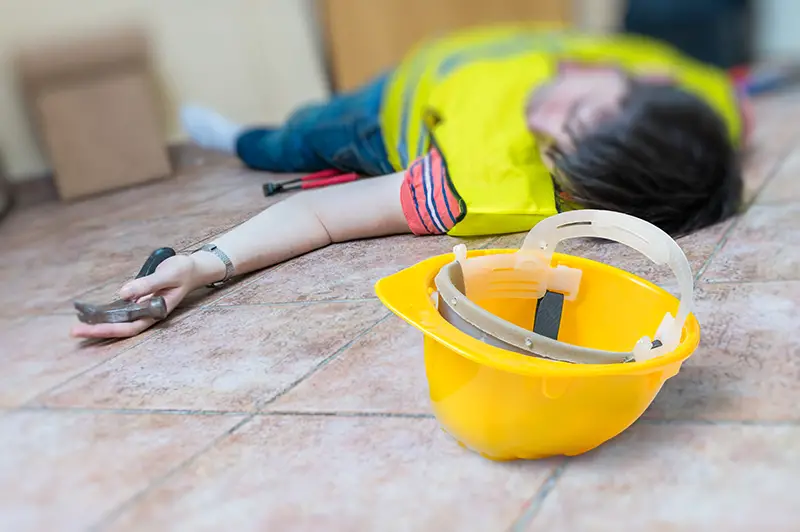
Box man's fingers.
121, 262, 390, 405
70, 318, 155, 339
119, 271, 175, 300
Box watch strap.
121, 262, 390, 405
194, 244, 235, 288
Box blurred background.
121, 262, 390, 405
0, 0, 797, 214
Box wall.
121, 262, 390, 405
572, 0, 623, 34
0, 0, 329, 181
757, 0, 800, 57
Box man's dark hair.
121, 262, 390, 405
550, 82, 743, 236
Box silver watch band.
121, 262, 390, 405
194, 244, 235, 287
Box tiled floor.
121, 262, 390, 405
2, 92, 800, 532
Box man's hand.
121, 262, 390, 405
70, 255, 200, 339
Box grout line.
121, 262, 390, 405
212, 297, 380, 308
90, 414, 257, 531
701, 277, 800, 286
503, 417, 800, 530
0, 310, 75, 320
23, 288, 385, 415
11, 405, 437, 420
693, 217, 743, 283
12, 405, 794, 427
15, 405, 251, 417
507, 461, 569, 532
262, 410, 435, 420
89, 313, 394, 529
256, 312, 393, 411
638, 418, 800, 427
20, 309, 201, 408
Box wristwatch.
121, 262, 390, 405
194, 244, 235, 288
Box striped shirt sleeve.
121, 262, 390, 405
400, 148, 464, 235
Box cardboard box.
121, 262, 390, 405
17, 28, 171, 200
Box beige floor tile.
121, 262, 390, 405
218, 234, 489, 305
741, 143, 791, 202
0, 315, 164, 407
525, 422, 800, 532
269, 316, 431, 414
645, 282, 800, 421
38, 302, 387, 411
702, 204, 800, 282
106, 415, 560, 532
0, 410, 243, 532
757, 149, 800, 204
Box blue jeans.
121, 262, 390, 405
235, 74, 394, 176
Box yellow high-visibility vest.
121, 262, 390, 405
380, 26, 743, 236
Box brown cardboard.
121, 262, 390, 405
17, 28, 171, 200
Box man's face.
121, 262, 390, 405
527, 68, 630, 154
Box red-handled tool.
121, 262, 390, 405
262, 169, 360, 197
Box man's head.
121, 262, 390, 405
527, 68, 743, 236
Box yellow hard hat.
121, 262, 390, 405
376, 210, 700, 460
